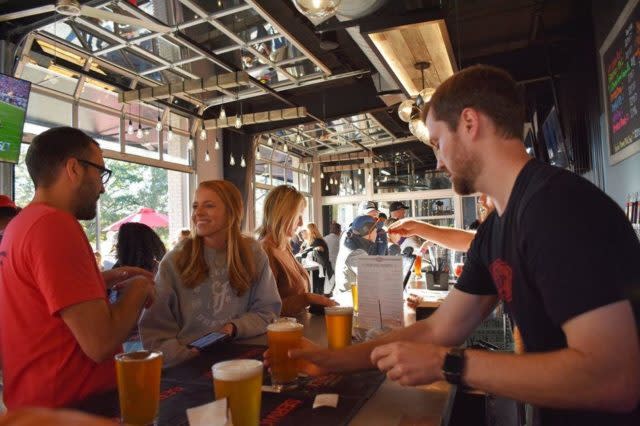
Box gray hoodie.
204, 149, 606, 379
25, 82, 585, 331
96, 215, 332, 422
139, 239, 281, 367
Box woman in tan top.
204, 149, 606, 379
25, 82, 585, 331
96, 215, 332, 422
258, 185, 336, 316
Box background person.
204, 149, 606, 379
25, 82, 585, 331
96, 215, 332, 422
0, 127, 155, 409
323, 221, 341, 271
111, 222, 167, 352
258, 185, 335, 316
299, 223, 334, 297
389, 201, 409, 219
334, 215, 378, 292
140, 180, 281, 368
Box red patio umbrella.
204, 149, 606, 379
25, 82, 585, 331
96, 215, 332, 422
105, 207, 169, 232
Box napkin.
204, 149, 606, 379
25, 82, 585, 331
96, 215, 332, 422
186, 398, 232, 426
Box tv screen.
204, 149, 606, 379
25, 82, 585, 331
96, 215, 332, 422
0, 73, 31, 164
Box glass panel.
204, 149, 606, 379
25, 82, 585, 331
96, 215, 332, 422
25, 92, 72, 129
303, 196, 312, 225
137, 37, 196, 62
125, 122, 160, 160
120, 49, 161, 75
219, 9, 268, 42
73, 24, 113, 52
169, 113, 190, 131
271, 149, 287, 165
462, 195, 479, 229
78, 106, 120, 152
415, 198, 455, 218
298, 172, 310, 193
21, 62, 79, 96
41, 22, 83, 48
254, 188, 269, 233
163, 132, 190, 165
97, 4, 153, 40
80, 79, 122, 110
271, 165, 286, 186
255, 160, 270, 185
322, 203, 358, 234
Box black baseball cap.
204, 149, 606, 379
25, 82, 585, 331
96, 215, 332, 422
389, 201, 409, 212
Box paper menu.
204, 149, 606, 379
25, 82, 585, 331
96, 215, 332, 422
356, 256, 404, 329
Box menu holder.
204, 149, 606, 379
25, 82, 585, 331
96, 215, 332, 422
356, 256, 404, 330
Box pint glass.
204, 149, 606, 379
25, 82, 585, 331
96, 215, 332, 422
115, 350, 163, 425
350, 283, 359, 315
212, 359, 263, 426
324, 306, 353, 349
267, 320, 304, 389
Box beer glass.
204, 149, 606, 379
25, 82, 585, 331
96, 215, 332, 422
115, 350, 163, 425
267, 320, 304, 390
414, 255, 423, 277
350, 283, 359, 315
212, 359, 263, 426
324, 306, 353, 349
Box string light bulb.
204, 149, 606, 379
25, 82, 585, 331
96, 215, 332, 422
376, 181, 380, 187
283, 143, 288, 153
321, 171, 324, 179
358, 169, 362, 175
199, 122, 207, 140
267, 136, 273, 146
127, 119, 134, 135
167, 126, 174, 141
240, 155, 246, 168
234, 114, 242, 129
187, 137, 194, 150
325, 184, 329, 191
136, 124, 143, 139
229, 154, 236, 166
311, 176, 315, 183
156, 115, 162, 131
204, 149, 210, 162
256, 149, 261, 160
219, 105, 226, 120
214, 139, 220, 150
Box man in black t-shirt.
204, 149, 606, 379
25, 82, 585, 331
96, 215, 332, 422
288, 65, 640, 425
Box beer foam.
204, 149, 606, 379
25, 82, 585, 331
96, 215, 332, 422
324, 306, 353, 315
212, 359, 263, 381
115, 350, 163, 362
267, 321, 304, 332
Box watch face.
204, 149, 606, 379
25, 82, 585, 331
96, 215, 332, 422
443, 348, 465, 384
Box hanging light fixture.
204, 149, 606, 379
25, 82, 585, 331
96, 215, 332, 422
348, 178, 353, 185
283, 142, 288, 153
187, 136, 194, 150
291, 0, 341, 18
156, 112, 162, 131
214, 138, 220, 150
127, 118, 134, 135
325, 184, 329, 191
296, 131, 302, 144
320, 171, 324, 179
256, 149, 261, 160
204, 149, 210, 162
357, 169, 362, 175
200, 121, 207, 140
240, 155, 246, 168
311, 176, 315, 183
136, 123, 143, 139
376, 180, 380, 187
368, 172, 372, 182
230, 154, 236, 166
167, 126, 174, 141
219, 105, 226, 120
267, 136, 273, 146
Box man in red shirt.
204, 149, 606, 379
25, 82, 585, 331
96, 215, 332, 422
0, 127, 156, 409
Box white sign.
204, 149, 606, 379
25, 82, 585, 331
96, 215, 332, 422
356, 256, 404, 329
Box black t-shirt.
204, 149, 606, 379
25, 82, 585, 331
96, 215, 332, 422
457, 160, 640, 425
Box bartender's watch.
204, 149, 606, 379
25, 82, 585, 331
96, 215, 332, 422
442, 347, 466, 385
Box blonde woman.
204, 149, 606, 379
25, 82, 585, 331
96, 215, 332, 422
140, 180, 281, 367
258, 185, 336, 316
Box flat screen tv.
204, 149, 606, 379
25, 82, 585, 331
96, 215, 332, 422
0, 72, 31, 164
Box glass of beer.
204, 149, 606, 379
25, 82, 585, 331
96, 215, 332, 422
212, 359, 263, 426
267, 320, 304, 390
324, 306, 353, 349
350, 283, 359, 315
414, 255, 423, 277
115, 350, 163, 425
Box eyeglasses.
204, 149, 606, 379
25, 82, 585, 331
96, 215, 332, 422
76, 159, 112, 185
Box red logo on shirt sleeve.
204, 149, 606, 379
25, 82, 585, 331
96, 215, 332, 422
489, 259, 513, 302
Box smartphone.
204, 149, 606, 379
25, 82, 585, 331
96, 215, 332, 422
188, 331, 230, 350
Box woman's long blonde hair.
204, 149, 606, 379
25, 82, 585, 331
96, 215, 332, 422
258, 185, 305, 249
305, 223, 322, 243
174, 180, 255, 296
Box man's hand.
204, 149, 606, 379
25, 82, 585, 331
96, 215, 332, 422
370, 341, 448, 386
386, 218, 419, 237
285, 338, 333, 376
120, 275, 156, 309
306, 293, 338, 307
103, 266, 154, 290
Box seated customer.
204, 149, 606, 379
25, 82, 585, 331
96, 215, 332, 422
112, 222, 167, 351
0, 127, 155, 409
140, 180, 281, 367
258, 185, 335, 316
334, 215, 378, 292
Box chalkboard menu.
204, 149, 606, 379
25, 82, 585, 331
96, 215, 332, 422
600, 0, 640, 164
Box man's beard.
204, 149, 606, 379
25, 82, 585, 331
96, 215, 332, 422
449, 148, 480, 196
75, 180, 99, 220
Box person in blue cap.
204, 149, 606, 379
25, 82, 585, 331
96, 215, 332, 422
334, 215, 378, 292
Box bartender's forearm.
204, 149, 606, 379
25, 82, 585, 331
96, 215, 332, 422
412, 222, 475, 252
327, 320, 436, 373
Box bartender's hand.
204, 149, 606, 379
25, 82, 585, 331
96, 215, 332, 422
103, 266, 154, 290
386, 218, 419, 237
370, 341, 448, 386
288, 338, 333, 376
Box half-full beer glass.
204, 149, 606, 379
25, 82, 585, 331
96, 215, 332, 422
350, 283, 359, 315
267, 320, 304, 389
115, 350, 163, 425
325, 306, 353, 349
212, 359, 263, 426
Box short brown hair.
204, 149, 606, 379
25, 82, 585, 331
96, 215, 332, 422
427, 65, 524, 139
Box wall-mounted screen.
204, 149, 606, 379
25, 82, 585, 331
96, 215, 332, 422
0, 73, 31, 164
